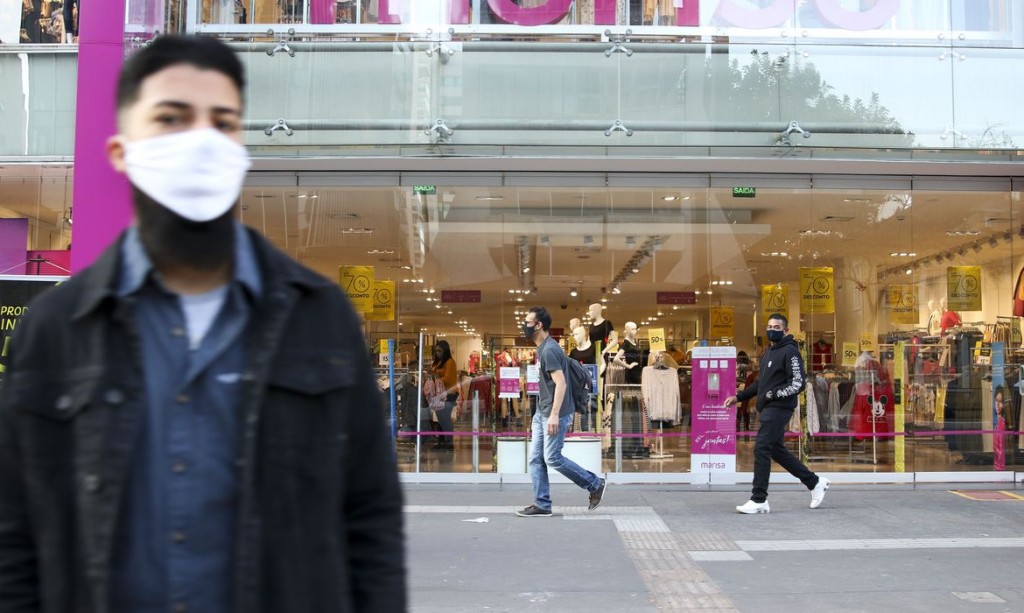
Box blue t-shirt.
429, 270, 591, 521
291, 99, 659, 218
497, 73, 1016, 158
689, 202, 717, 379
537, 336, 574, 418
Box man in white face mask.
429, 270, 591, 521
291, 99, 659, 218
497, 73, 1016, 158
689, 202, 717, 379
105, 36, 252, 287
0, 36, 406, 613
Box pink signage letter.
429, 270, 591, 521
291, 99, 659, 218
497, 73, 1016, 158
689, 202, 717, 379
813, 0, 899, 31
378, 0, 469, 25
594, 0, 616, 25
675, 0, 700, 27
714, 0, 794, 29
487, 0, 573, 26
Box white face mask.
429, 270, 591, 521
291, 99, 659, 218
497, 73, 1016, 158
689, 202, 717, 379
123, 128, 251, 222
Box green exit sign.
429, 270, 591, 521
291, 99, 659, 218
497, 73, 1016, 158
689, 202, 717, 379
733, 187, 756, 198
413, 185, 437, 195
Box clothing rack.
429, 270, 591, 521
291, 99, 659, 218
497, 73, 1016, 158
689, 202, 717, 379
604, 383, 649, 460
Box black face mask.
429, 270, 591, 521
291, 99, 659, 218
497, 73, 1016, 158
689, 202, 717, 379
767, 329, 785, 343
133, 185, 235, 272
522, 322, 538, 338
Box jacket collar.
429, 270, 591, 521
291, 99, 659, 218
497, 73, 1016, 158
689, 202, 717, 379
72, 225, 330, 321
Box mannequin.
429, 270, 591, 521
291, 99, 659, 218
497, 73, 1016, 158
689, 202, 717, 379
569, 326, 596, 431
569, 326, 596, 365
569, 317, 581, 332
926, 299, 942, 336
939, 297, 961, 335
614, 322, 649, 457
588, 303, 614, 345
615, 321, 643, 385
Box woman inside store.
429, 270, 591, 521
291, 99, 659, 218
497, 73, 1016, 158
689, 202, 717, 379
430, 340, 459, 450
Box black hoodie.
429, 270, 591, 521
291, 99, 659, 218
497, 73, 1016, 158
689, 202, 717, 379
736, 335, 805, 412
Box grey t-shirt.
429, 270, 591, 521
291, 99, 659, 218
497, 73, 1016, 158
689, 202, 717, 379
538, 336, 574, 418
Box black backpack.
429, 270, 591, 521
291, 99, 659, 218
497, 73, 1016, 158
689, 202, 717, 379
565, 357, 593, 413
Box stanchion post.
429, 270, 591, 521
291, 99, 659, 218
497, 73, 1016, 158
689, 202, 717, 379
472, 390, 480, 473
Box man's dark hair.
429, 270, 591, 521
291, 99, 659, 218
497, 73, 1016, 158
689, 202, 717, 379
767, 313, 788, 328
117, 35, 245, 111
528, 306, 552, 332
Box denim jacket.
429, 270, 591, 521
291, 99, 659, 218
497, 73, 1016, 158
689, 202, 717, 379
0, 229, 406, 613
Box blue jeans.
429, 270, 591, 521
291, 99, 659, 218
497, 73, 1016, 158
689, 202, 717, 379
529, 412, 602, 511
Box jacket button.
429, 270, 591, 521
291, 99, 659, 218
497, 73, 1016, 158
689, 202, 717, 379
83, 474, 101, 492
55, 395, 73, 411
104, 389, 124, 405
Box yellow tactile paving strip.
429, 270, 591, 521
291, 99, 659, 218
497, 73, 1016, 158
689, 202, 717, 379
949, 490, 1024, 501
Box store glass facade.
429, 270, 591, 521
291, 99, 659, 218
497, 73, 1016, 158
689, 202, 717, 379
1, 0, 1023, 479
227, 177, 1024, 478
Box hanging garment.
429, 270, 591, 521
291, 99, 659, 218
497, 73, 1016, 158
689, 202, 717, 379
1014, 265, 1024, 316
805, 382, 821, 434
641, 365, 681, 423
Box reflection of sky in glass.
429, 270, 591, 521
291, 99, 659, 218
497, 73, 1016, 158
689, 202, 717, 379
787, 46, 1023, 146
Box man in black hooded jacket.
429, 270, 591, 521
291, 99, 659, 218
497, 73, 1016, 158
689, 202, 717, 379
724, 313, 830, 514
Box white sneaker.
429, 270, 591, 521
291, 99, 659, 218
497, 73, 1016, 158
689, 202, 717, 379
736, 500, 770, 514
810, 477, 830, 509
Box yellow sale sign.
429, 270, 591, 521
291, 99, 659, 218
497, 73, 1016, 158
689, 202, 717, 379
841, 342, 859, 366
365, 280, 396, 321
647, 328, 666, 353
946, 266, 982, 311
887, 284, 918, 325
761, 284, 789, 327
339, 266, 374, 312
710, 306, 735, 338
799, 267, 835, 314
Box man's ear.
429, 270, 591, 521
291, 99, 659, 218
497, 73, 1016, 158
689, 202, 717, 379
106, 135, 127, 173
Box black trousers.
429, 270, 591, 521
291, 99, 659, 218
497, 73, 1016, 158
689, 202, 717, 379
751, 406, 819, 503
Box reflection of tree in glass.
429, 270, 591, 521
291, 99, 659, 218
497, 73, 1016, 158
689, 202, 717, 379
709, 50, 912, 146
962, 124, 1016, 149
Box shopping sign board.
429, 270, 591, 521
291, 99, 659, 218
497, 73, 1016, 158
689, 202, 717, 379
0, 276, 67, 381
656, 291, 696, 305
378, 0, 910, 31
690, 346, 737, 482
440, 290, 481, 303
760, 284, 788, 327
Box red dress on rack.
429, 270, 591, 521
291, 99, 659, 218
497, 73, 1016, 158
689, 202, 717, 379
850, 358, 895, 441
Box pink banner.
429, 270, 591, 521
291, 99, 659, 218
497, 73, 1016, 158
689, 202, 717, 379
70, 0, 131, 272
0, 219, 28, 276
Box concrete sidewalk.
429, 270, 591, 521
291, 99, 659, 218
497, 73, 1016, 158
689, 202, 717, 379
405, 481, 1024, 612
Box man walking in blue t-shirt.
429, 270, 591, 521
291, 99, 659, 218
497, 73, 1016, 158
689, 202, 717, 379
516, 306, 606, 517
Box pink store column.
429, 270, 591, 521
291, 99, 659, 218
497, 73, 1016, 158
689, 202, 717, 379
69, 2, 131, 273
